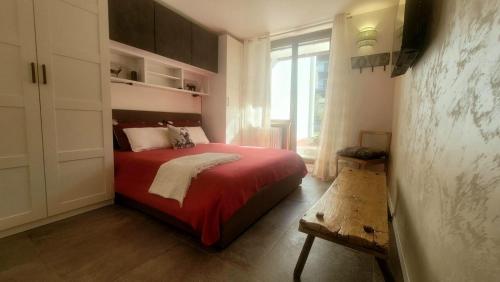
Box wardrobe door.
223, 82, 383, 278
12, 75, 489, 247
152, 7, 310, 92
191, 24, 218, 72
154, 2, 192, 64
108, 0, 155, 52
0, 0, 47, 230
34, 0, 114, 215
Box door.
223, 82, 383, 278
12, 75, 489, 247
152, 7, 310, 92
34, 0, 113, 215
0, 0, 47, 230
108, 0, 155, 52
271, 30, 330, 161
154, 2, 192, 64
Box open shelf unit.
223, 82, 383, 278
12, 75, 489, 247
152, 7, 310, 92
110, 77, 208, 96
109, 40, 213, 96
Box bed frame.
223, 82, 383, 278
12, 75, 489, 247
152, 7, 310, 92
112, 109, 303, 248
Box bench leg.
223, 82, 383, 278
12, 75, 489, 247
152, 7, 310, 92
376, 257, 394, 282
293, 234, 315, 280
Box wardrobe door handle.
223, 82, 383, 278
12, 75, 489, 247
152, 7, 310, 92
30, 62, 36, 83
42, 64, 47, 84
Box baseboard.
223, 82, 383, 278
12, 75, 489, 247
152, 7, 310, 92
0, 199, 114, 239
388, 196, 411, 282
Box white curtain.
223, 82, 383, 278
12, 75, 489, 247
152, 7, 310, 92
239, 36, 272, 147
313, 14, 354, 180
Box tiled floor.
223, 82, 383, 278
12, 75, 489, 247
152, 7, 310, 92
0, 175, 403, 281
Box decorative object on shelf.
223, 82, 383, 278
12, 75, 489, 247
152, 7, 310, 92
351, 52, 390, 73
357, 27, 377, 48
110, 66, 122, 77
185, 83, 196, 92
130, 71, 138, 81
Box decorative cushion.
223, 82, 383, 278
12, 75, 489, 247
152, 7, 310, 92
167, 125, 195, 149
122, 127, 171, 152
337, 146, 387, 160
186, 127, 210, 144
113, 121, 164, 151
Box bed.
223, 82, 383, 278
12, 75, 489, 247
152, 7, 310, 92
112, 110, 307, 248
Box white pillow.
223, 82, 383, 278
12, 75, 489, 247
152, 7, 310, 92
122, 127, 171, 152
186, 127, 210, 144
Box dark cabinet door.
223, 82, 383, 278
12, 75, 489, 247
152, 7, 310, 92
154, 3, 192, 64
108, 0, 155, 52
191, 24, 218, 73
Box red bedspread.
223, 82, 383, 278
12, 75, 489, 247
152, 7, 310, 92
114, 143, 307, 246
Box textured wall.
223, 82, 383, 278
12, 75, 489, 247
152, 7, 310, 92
389, 0, 500, 281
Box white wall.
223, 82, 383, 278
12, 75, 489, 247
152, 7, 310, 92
346, 7, 397, 143
110, 83, 201, 113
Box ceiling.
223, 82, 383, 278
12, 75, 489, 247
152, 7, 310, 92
159, 0, 396, 39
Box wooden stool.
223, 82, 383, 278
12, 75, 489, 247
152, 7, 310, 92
293, 168, 393, 281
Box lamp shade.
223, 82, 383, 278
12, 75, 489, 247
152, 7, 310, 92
357, 27, 377, 48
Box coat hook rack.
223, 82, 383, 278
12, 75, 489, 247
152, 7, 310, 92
351, 52, 390, 73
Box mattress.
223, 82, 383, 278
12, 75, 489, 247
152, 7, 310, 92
114, 143, 307, 246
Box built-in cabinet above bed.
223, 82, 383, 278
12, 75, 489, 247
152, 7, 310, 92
108, 0, 218, 73
110, 40, 211, 96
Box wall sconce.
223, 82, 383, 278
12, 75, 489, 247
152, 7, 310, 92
357, 27, 377, 48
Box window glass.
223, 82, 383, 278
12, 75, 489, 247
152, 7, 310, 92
296, 40, 329, 159
270, 47, 292, 120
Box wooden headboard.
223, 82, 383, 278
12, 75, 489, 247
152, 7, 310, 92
111, 110, 202, 150
112, 109, 202, 125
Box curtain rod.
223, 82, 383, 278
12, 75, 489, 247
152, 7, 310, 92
255, 18, 335, 40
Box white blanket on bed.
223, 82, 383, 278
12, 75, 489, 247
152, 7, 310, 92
148, 153, 241, 206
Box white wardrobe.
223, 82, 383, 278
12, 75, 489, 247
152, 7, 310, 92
0, 0, 113, 234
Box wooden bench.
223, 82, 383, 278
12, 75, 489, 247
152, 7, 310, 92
293, 168, 392, 281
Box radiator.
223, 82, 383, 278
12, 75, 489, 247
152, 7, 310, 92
270, 126, 283, 149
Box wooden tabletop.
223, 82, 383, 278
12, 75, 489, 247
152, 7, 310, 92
299, 168, 389, 258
